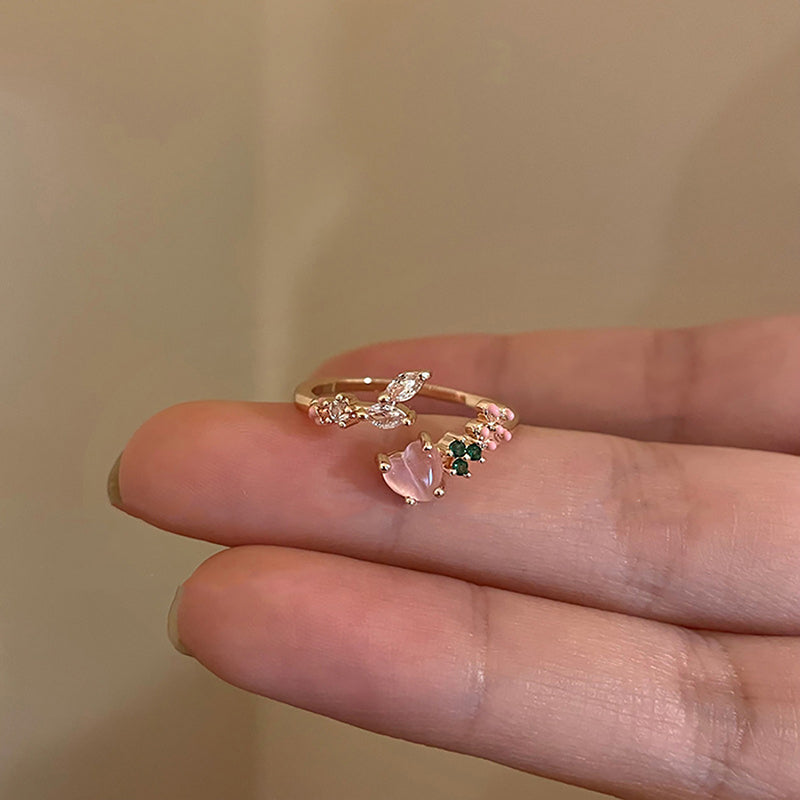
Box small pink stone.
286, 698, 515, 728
480, 425, 490, 439
382, 440, 444, 502
496, 425, 507, 436
503, 430, 512, 441
505, 409, 515, 421
309, 406, 323, 424
487, 403, 500, 417
486, 440, 497, 451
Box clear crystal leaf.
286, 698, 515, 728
366, 402, 409, 429
384, 371, 430, 403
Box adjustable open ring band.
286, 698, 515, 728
294, 371, 518, 505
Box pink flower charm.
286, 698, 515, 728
478, 402, 514, 447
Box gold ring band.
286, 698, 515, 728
294, 371, 518, 504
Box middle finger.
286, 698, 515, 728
115, 401, 800, 634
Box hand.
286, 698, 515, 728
109, 316, 800, 799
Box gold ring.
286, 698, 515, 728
294, 371, 518, 504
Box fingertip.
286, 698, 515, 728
167, 584, 193, 656
107, 451, 124, 509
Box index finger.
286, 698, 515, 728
316, 316, 800, 453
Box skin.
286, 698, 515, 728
110, 316, 800, 799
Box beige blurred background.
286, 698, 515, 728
1, 2, 799, 798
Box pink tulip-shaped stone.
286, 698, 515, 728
382, 440, 444, 502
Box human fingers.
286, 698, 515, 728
316, 316, 800, 453
172, 545, 800, 800
114, 402, 800, 633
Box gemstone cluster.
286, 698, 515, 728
309, 371, 430, 430
379, 399, 515, 504
303, 370, 516, 505
446, 438, 484, 477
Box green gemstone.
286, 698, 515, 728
466, 443, 483, 461
452, 458, 469, 476
449, 440, 467, 457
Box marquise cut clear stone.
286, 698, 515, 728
384, 371, 430, 403
366, 402, 409, 429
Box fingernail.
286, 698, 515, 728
167, 585, 193, 656
107, 452, 124, 509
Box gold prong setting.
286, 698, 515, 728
308, 393, 359, 427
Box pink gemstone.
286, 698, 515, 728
503, 430, 512, 441
309, 406, 323, 425
505, 409, 515, 421
486, 440, 498, 451
480, 425, 490, 439
487, 403, 500, 418
382, 440, 444, 502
